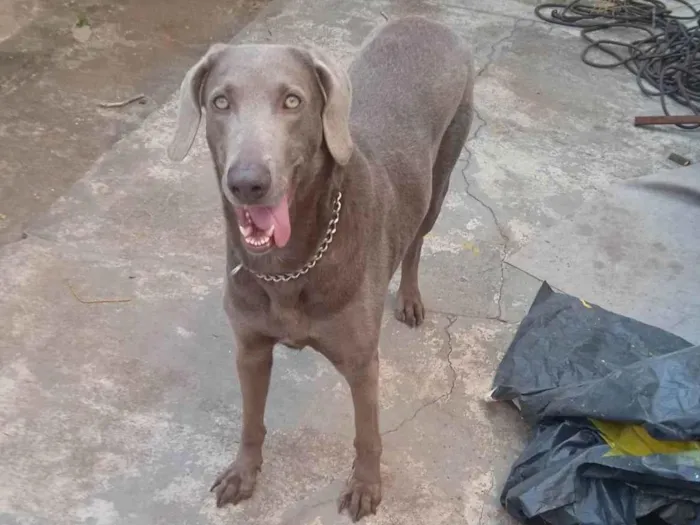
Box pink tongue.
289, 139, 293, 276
248, 196, 291, 247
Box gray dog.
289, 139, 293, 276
168, 15, 473, 522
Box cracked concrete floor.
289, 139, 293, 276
1, 0, 698, 524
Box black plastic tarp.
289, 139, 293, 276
491, 282, 700, 525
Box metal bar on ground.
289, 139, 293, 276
634, 115, 700, 126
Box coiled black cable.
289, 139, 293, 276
535, 0, 700, 129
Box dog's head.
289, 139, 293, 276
168, 43, 353, 255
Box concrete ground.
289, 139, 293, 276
1, 0, 698, 524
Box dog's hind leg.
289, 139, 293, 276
395, 99, 473, 327
395, 234, 425, 327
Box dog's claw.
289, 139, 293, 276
338, 475, 381, 522
211, 460, 259, 508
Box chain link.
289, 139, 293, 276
231, 191, 343, 283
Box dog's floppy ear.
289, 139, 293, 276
168, 43, 228, 162
308, 47, 354, 166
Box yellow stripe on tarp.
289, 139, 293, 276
592, 419, 700, 457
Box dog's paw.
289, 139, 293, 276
210, 460, 259, 507
394, 289, 425, 327
337, 475, 382, 522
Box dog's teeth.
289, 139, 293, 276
245, 235, 271, 248
265, 225, 275, 236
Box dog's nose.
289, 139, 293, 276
226, 162, 272, 203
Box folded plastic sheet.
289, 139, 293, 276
491, 282, 700, 525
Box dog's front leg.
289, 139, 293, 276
336, 352, 382, 522
211, 332, 274, 507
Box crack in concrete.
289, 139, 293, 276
465, 18, 534, 164
462, 162, 509, 323
443, 315, 458, 399
425, 307, 518, 324
460, 20, 528, 324
503, 260, 541, 285
477, 472, 496, 525
382, 315, 458, 436
476, 18, 523, 78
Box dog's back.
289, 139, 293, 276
349, 17, 473, 170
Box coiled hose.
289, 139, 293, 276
535, 0, 700, 129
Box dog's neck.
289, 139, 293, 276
224, 152, 343, 279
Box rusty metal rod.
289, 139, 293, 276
634, 115, 700, 126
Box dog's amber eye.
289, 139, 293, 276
213, 95, 230, 110
283, 94, 301, 109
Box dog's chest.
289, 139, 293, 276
266, 294, 314, 345
231, 276, 334, 348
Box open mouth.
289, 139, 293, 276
234, 195, 291, 253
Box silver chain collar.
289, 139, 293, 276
230, 191, 343, 283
